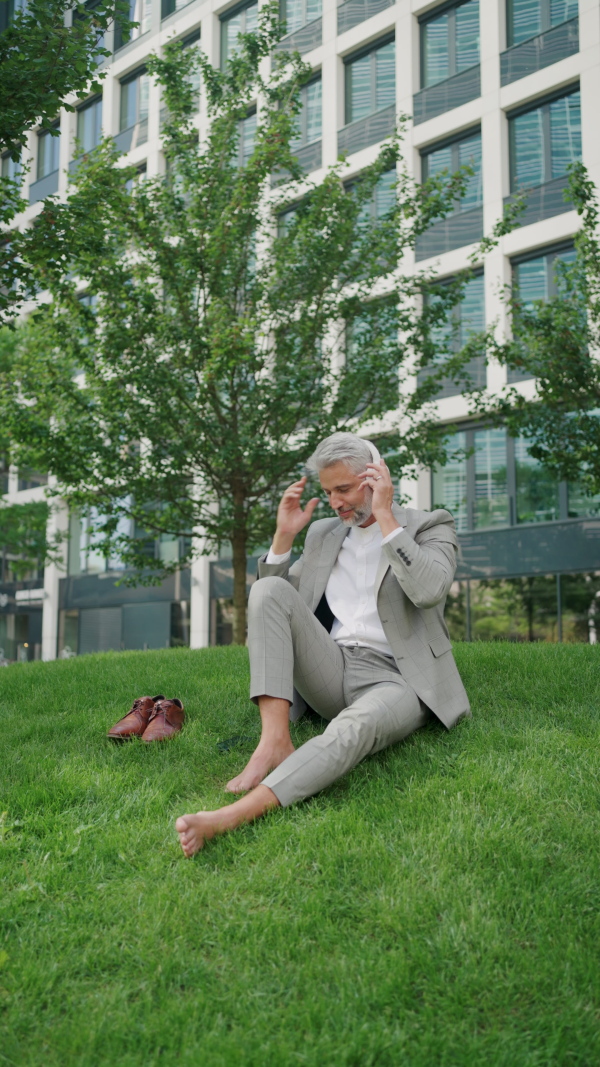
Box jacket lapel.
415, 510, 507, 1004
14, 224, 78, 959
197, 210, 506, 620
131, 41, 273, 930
374, 503, 407, 600
311, 522, 349, 610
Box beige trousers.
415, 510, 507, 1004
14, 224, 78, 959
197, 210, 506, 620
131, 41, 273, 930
248, 577, 429, 807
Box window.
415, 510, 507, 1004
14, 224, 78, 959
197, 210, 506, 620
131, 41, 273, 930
238, 109, 257, 166
1, 152, 21, 184
37, 124, 60, 180
345, 38, 395, 125
182, 30, 201, 106
115, 0, 152, 50
422, 273, 486, 397
162, 0, 195, 18
292, 77, 322, 149
474, 428, 509, 528
509, 87, 581, 192
76, 95, 103, 154
281, 0, 322, 34
508, 0, 578, 47
420, 0, 479, 88
422, 129, 482, 213
221, 1, 258, 67
513, 243, 576, 305
355, 168, 397, 225
120, 69, 150, 133
0, 0, 26, 32
515, 436, 560, 523
432, 426, 565, 530
431, 431, 469, 531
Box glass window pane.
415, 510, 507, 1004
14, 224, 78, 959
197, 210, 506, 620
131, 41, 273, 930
549, 91, 581, 179
423, 12, 449, 87
305, 80, 322, 143
375, 41, 395, 111
423, 143, 453, 180
222, 10, 242, 63
284, 0, 304, 34
120, 79, 137, 130
515, 436, 560, 523
474, 428, 509, 528
306, 0, 321, 22
509, 0, 541, 46
375, 168, 396, 217
514, 255, 549, 304
567, 481, 600, 518
455, 0, 479, 73
459, 273, 485, 344
241, 111, 257, 164
431, 432, 468, 532
550, 0, 578, 26
77, 98, 102, 152
457, 132, 482, 210
38, 128, 60, 179
348, 53, 371, 123
548, 247, 576, 296
139, 73, 150, 122
511, 108, 545, 189
245, 2, 258, 32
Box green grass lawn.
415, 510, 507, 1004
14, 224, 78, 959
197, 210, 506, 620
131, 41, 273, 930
1, 643, 599, 1067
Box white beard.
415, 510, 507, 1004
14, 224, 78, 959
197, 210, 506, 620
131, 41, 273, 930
339, 490, 373, 527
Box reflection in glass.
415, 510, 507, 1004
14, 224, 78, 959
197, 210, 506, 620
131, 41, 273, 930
509, 0, 578, 47
346, 40, 395, 124
515, 436, 560, 523
281, 0, 322, 35
432, 432, 468, 532
510, 89, 581, 191
221, 2, 258, 66
422, 131, 482, 214
474, 428, 509, 528
421, 0, 479, 88
567, 480, 600, 518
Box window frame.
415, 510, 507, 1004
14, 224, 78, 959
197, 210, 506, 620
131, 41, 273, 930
220, 0, 258, 69
36, 121, 61, 181
506, 0, 579, 48
419, 0, 480, 90
420, 124, 482, 214
507, 83, 581, 193
119, 66, 149, 133
344, 33, 396, 126
75, 93, 103, 154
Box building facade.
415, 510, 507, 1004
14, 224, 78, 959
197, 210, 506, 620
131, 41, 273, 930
1, 0, 599, 658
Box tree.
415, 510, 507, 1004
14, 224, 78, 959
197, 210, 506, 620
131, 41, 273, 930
1, 11, 474, 643
0, 0, 132, 315
471, 163, 600, 497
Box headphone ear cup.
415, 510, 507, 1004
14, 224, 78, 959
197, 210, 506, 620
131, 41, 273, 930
365, 440, 381, 465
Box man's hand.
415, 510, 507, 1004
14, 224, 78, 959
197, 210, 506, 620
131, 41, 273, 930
272, 476, 320, 555
357, 459, 400, 539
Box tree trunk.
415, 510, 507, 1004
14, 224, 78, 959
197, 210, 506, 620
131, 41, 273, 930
231, 522, 248, 645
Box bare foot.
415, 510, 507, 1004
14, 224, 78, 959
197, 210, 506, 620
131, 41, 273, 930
176, 786, 280, 857
175, 811, 229, 857
225, 738, 295, 793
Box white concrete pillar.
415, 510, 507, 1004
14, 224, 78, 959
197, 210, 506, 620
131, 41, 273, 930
190, 552, 212, 648
41, 499, 69, 661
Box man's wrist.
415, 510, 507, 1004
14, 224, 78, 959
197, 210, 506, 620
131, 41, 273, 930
374, 510, 401, 540
272, 531, 295, 555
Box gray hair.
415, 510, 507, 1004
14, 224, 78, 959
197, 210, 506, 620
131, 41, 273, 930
306, 432, 379, 476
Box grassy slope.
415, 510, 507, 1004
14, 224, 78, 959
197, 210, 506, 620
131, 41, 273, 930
0, 643, 599, 1067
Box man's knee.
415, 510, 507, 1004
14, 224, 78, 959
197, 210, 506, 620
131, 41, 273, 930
249, 576, 290, 605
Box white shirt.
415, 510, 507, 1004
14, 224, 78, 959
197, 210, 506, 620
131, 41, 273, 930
266, 523, 404, 656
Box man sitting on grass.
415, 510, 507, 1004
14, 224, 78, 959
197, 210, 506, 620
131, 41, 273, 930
176, 432, 470, 856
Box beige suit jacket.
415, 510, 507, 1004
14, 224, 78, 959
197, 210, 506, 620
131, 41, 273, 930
257, 503, 470, 729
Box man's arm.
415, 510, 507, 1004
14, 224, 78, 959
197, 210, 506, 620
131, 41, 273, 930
256, 476, 319, 584
357, 458, 456, 609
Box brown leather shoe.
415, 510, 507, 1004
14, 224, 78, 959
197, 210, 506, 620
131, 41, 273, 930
140, 698, 185, 742
107, 695, 165, 740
